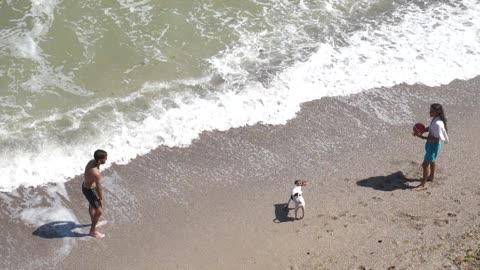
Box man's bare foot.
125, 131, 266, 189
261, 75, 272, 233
413, 185, 427, 191
89, 231, 105, 238
426, 177, 434, 182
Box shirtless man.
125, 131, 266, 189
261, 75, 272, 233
82, 149, 108, 238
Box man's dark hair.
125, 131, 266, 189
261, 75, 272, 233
94, 149, 108, 162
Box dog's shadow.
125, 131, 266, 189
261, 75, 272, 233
33, 221, 91, 239
356, 171, 419, 191
273, 203, 295, 223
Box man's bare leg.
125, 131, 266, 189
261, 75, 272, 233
88, 206, 107, 227
88, 206, 95, 223
90, 207, 104, 237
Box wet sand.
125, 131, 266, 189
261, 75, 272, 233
1, 77, 480, 269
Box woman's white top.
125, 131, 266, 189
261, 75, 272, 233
429, 117, 449, 143
291, 184, 302, 195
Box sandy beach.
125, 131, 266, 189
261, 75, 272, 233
1, 77, 480, 270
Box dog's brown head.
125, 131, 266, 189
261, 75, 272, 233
294, 179, 308, 186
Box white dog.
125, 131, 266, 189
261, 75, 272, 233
285, 179, 307, 220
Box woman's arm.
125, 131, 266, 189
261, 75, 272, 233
414, 133, 428, 140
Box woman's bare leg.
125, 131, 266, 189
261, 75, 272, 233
427, 162, 436, 181
414, 161, 430, 191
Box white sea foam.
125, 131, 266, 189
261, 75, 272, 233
1, 0, 480, 192
8, 0, 60, 60
0, 183, 82, 265
1, 0, 92, 99
22, 64, 91, 95
14, 35, 41, 60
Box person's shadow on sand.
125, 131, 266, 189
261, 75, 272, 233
356, 171, 419, 191
273, 203, 295, 223
33, 221, 90, 239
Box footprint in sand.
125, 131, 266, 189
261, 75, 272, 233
433, 219, 449, 227
359, 201, 368, 207
412, 223, 426, 231
397, 212, 426, 231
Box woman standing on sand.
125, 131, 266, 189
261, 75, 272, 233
413, 103, 449, 191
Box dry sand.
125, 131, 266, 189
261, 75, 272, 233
1, 77, 480, 270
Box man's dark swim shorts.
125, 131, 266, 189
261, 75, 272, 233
82, 184, 101, 209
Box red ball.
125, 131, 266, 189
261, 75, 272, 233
413, 123, 426, 134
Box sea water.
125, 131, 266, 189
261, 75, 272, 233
1, 0, 480, 192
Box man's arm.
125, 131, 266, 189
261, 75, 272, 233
93, 170, 103, 203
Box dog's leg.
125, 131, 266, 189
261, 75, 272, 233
284, 198, 291, 211
298, 206, 304, 220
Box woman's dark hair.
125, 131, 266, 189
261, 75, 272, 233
431, 103, 447, 132
94, 149, 108, 161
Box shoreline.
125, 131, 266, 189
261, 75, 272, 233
1, 77, 480, 269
